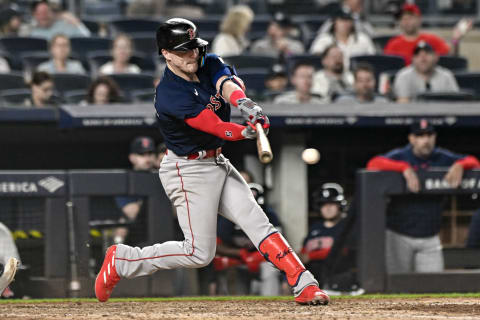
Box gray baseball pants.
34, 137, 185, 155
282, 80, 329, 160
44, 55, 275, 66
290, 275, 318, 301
386, 229, 444, 274
115, 152, 317, 295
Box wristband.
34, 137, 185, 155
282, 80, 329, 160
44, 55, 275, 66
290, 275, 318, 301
229, 89, 246, 107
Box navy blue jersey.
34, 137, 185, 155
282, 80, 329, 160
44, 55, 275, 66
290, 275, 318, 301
302, 219, 347, 253
154, 54, 233, 156
384, 144, 466, 237
217, 206, 281, 251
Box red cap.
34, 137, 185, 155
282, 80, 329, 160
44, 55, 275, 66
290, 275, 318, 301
401, 3, 421, 17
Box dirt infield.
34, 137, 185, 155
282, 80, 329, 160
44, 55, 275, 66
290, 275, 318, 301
1, 297, 480, 320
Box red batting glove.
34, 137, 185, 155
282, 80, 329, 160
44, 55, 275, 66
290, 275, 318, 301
213, 255, 242, 271
239, 249, 266, 273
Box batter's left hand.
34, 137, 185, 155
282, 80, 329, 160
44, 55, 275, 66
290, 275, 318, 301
241, 123, 257, 140
444, 163, 464, 188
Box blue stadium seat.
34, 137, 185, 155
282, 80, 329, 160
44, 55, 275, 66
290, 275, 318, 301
109, 19, 160, 36
70, 37, 113, 62
131, 33, 158, 55
0, 73, 27, 92
0, 37, 48, 71
131, 89, 155, 103
108, 74, 155, 100
438, 56, 468, 72
223, 55, 277, 71
350, 55, 406, 74
51, 73, 91, 96
286, 54, 323, 75
82, 2, 122, 19
64, 89, 88, 104
21, 52, 52, 74
237, 68, 268, 98
455, 72, 480, 99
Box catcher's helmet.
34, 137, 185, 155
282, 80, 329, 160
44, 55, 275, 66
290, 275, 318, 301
311, 183, 347, 211
156, 18, 208, 66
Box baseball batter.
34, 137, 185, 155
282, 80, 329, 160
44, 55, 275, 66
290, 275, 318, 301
95, 18, 329, 305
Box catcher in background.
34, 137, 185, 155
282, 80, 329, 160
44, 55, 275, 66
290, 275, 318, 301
300, 183, 363, 295
0, 222, 20, 298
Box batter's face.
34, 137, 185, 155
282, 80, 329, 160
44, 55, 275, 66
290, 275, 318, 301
163, 48, 199, 77
129, 152, 156, 171
409, 132, 436, 158
321, 203, 341, 220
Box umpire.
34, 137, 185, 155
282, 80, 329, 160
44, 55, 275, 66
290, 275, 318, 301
367, 119, 480, 274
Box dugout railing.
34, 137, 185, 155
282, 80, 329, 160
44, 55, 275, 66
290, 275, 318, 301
357, 169, 480, 293
0, 170, 177, 298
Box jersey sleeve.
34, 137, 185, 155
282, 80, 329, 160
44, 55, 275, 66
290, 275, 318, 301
204, 53, 233, 88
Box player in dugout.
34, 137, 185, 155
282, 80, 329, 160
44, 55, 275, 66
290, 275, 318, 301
95, 18, 329, 305
367, 119, 480, 274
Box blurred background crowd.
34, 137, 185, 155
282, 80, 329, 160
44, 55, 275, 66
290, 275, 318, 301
0, 0, 477, 107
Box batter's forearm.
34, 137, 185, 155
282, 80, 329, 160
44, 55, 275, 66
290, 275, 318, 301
185, 108, 246, 141
216, 75, 246, 107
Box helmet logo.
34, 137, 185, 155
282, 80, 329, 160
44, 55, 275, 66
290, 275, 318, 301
187, 28, 195, 40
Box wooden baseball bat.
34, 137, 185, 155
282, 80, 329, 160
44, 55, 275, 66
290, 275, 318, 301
255, 123, 273, 164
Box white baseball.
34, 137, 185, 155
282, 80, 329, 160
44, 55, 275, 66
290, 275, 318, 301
302, 148, 320, 164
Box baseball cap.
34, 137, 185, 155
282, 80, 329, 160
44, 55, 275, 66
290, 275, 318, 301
413, 41, 434, 55
332, 8, 353, 20
410, 119, 435, 135
395, 3, 421, 20
267, 64, 287, 79
130, 136, 155, 154
272, 12, 293, 28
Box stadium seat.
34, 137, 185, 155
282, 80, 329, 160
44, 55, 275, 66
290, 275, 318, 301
286, 54, 323, 74
191, 18, 221, 33
237, 68, 269, 99
21, 52, 52, 74
108, 74, 155, 99
454, 73, 480, 99
64, 90, 88, 104
0, 37, 48, 71
109, 19, 160, 36
350, 55, 406, 74
131, 89, 155, 103
438, 56, 468, 72
223, 55, 277, 72
0, 88, 31, 106
372, 34, 397, 51
70, 37, 113, 62
131, 33, 158, 55
82, 19, 101, 35
416, 91, 475, 102
87, 52, 157, 76
51, 73, 91, 96
82, 2, 122, 18
0, 73, 27, 92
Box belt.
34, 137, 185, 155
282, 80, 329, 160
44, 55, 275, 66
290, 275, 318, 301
166, 147, 222, 160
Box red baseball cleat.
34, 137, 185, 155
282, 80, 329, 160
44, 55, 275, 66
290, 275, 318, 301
95, 245, 120, 302
295, 285, 330, 305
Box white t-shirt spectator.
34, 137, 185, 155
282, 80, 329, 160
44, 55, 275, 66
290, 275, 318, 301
99, 62, 141, 75
211, 33, 249, 57
312, 70, 354, 98
309, 32, 375, 68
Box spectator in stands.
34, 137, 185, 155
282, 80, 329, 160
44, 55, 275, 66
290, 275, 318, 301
300, 183, 362, 294
384, 3, 472, 65
312, 45, 354, 100
114, 136, 156, 245
264, 64, 289, 99
28, 0, 90, 40
211, 5, 254, 57
0, 7, 26, 36
250, 12, 304, 58
310, 9, 375, 69
336, 63, 388, 103
37, 34, 86, 74
367, 119, 480, 274
214, 183, 284, 296
127, 0, 204, 19
274, 61, 327, 104
85, 76, 123, 105
99, 34, 141, 75
25, 71, 59, 108
318, 0, 375, 37
393, 41, 459, 103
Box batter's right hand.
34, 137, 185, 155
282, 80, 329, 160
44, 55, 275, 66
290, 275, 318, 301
403, 167, 420, 193
241, 122, 257, 140
237, 98, 264, 125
